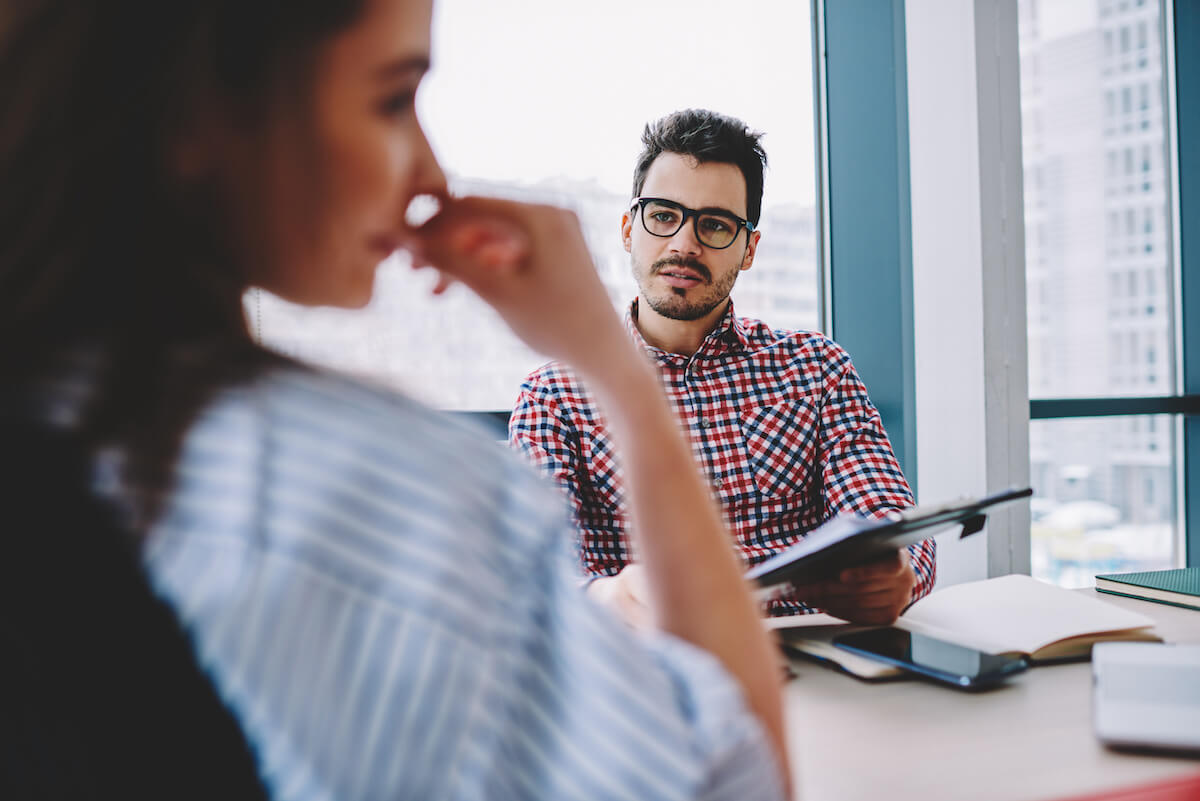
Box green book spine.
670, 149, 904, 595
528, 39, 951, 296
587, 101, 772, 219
1095, 567, 1200, 596
1095, 567, 1200, 611
1094, 587, 1200, 611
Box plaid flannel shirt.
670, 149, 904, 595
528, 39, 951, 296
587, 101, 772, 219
509, 300, 936, 616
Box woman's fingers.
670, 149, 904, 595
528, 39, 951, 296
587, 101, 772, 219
407, 198, 530, 285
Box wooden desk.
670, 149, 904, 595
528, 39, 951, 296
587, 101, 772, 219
784, 591, 1200, 801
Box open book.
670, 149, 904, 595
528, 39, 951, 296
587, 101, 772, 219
774, 574, 1162, 676
895, 574, 1161, 661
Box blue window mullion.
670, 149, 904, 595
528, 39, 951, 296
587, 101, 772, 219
1174, 0, 1199, 567
821, 0, 917, 489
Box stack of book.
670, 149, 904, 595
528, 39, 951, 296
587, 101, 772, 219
1094, 567, 1200, 611
776, 574, 1162, 680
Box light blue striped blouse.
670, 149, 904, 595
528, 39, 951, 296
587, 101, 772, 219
132, 366, 784, 801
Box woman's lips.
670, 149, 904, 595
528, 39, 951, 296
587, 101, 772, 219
368, 235, 400, 258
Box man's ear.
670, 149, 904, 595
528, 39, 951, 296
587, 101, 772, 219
741, 229, 761, 271
621, 209, 634, 253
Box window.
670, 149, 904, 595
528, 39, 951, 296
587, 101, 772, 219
245, 0, 819, 412
1019, 0, 1183, 587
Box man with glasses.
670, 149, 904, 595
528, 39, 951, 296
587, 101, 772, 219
510, 109, 936, 623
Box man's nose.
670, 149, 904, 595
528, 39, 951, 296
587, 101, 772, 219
667, 217, 703, 256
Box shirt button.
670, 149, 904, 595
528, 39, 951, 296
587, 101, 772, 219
712, 478, 724, 489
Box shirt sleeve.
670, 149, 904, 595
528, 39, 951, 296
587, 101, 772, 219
509, 377, 586, 526
818, 346, 936, 603
510, 375, 622, 582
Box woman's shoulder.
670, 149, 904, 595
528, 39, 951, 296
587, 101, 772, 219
154, 361, 568, 628
204, 363, 504, 473
177, 362, 562, 559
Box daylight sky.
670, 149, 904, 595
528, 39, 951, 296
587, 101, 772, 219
418, 0, 817, 205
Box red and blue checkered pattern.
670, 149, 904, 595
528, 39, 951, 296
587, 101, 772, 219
509, 301, 936, 615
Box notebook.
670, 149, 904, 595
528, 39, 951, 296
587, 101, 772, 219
1092, 642, 1200, 754
769, 574, 1160, 676
768, 614, 904, 680
892, 574, 1161, 661
1095, 567, 1200, 612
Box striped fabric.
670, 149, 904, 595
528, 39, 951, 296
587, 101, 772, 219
509, 300, 936, 616
134, 367, 784, 801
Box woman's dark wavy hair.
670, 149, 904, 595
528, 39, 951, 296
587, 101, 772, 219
0, 0, 364, 525
631, 108, 768, 227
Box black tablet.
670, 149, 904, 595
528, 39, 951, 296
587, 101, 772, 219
833, 628, 1028, 690
746, 487, 1033, 591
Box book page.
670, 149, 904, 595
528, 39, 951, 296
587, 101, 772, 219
764, 612, 848, 630
784, 638, 903, 679
894, 574, 1156, 655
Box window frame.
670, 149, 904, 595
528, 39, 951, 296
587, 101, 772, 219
1025, 0, 1198, 570
462, 0, 1200, 574
848, 0, 1200, 581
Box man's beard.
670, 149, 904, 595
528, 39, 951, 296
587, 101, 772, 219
638, 255, 740, 321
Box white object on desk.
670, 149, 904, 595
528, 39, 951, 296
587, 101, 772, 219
785, 591, 1200, 801
1092, 642, 1200, 754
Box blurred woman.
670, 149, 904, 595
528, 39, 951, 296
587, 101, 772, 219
0, 1, 788, 798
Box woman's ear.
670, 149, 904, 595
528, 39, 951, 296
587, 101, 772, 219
166, 92, 231, 181
171, 133, 212, 180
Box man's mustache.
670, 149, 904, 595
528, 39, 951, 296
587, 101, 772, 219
651, 256, 711, 282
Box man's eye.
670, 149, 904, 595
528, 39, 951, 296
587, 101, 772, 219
651, 211, 680, 224
700, 217, 734, 234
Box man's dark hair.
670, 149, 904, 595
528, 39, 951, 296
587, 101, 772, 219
632, 109, 768, 227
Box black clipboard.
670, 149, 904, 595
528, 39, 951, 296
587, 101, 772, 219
746, 487, 1033, 593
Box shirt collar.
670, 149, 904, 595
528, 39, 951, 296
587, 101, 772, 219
624, 298, 750, 360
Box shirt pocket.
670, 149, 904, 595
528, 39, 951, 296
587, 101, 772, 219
739, 399, 819, 499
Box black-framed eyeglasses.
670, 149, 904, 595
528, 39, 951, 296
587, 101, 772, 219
631, 197, 755, 250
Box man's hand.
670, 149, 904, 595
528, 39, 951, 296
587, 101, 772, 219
586, 564, 651, 630
790, 550, 916, 625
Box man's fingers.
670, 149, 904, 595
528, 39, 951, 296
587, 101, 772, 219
822, 597, 905, 623
823, 595, 906, 617
820, 575, 910, 596
838, 552, 906, 583
843, 610, 902, 626
787, 582, 825, 599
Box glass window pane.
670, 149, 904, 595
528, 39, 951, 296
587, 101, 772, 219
1018, 0, 1176, 400
246, 0, 818, 411
1030, 416, 1181, 589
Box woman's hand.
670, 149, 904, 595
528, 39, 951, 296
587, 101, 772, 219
405, 196, 632, 377
405, 194, 790, 792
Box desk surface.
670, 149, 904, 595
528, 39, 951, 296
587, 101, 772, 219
784, 590, 1200, 801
